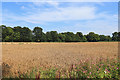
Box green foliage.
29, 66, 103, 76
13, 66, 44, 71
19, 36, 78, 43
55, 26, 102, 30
64, 32, 75, 42
112, 32, 118, 41
50, 31, 59, 42
13, 68, 57, 79
0, 26, 2, 42
41, 33, 47, 42
86, 32, 100, 42
58, 33, 65, 42
4, 36, 12, 42
76, 32, 87, 42
33, 27, 43, 42
106, 36, 112, 41
13, 26, 22, 42
21, 27, 32, 42
1, 25, 119, 42
13, 26, 32, 42
4, 58, 119, 79
13, 32, 20, 42
2, 26, 14, 42
99, 35, 112, 41
99, 35, 107, 41
118, 32, 120, 41
70, 58, 120, 79
46, 32, 52, 42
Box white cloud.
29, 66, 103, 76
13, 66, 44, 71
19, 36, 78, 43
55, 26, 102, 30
33, 1, 59, 7
20, 6, 96, 23
68, 14, 118, 35
3, 5, 97, 23
2, 2, 118, 35
41, 13, 117, 36
21, 6, 25, 9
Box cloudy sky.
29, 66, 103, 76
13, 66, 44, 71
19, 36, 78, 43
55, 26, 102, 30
2, 2, 118, 35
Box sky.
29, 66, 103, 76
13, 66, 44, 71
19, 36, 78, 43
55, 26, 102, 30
2, 2, 118, 36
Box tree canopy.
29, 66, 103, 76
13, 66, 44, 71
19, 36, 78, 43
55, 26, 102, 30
0, 25, 119, 42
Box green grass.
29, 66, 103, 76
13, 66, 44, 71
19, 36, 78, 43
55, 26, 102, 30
3, 58, 120, 79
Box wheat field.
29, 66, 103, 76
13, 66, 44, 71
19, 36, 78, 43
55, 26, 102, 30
2, 42, 118, 77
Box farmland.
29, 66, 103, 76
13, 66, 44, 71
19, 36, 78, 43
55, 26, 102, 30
2, 42, 118, 78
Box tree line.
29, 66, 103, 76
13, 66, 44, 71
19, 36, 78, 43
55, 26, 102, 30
0, 25, 119, 42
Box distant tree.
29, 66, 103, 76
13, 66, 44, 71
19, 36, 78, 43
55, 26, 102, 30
63, 32, 74, 42
99, 35, 112, 41
74, 33, 80, 42
46, 32, 52, 42
0, 25, 7, 41
50, 31, 59, 42
86, 32, 100, 42
112, 32, 118, 41
41, 33, 47, 42
1, 25, 118, 42
13, 32, 21, 42
4, 36, 11, 42
0, 25, 2, 42
84, 35, 87, 38
13, 26, 22, 32
33, 27, 43, 42
13, 26, 32, 42
2, 25, 7, 41
106, 36, 112, 41
82, 36, 87, 42
118, 32, 120, 41
22, 27, 32, 42
46, 31, 59, 42
13, 26, 23, 41
99, 35, 107, 41
76, 32, 87, 42
58, 33, 66, 42
65, 35, 72, 42
2, 26, 14, 42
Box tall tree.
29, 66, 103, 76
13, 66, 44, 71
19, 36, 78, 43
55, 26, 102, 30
13, 32, 21, 42
58, 33, 66, 42
41, 33, 47, 42
99, 35, 107, 41
22, 27, 32, 42
112, 32, 118, 41
86, 32, 100, 42
2, 25, 7, 41
50, 31, 59, 42
46, 31, 59, 42
46, 32, 52, 42
0, 25, 2, 42
118, 32, 120, 41
64, 32, 75, 42
106, 36, 112, 41
13, 26, 23, 41
33, 27, 43, 42
0, 25, 7, 41
76, 32, 87, 42
2, 26, 14, 42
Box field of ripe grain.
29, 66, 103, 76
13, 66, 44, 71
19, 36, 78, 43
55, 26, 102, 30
2, 42, 118, 77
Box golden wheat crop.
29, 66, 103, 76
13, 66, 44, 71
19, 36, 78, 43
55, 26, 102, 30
2, 42, 118, 77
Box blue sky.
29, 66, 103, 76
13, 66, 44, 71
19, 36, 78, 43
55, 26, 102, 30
2, 2, 118, 36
